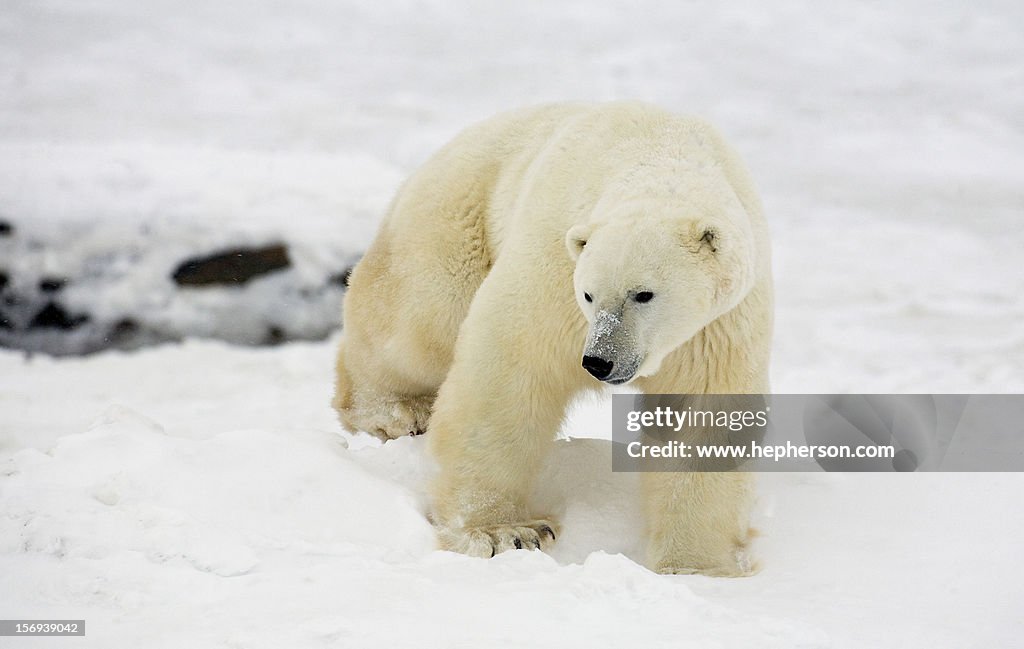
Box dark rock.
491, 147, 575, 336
29, 302, 90, 330
172, 244, 291, 287
329, 266, 355, 288
0, 220, 12, 237
0, 310, 10, 330
265, 326, 286, 346
103, 318, 139, 345
39, 277, 67, 293
0, 270, 8, 292
112, 317, 138, 337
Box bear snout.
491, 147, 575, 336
582, 355, 615, 380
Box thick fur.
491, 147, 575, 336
334, 102, 773, 576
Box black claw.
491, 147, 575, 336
539, 525, 556, 541
490, 546, 496, 558
513, 537, 522, 550
531, 538, 541, 550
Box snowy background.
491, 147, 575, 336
2, 1, 1023, 647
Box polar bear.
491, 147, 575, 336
333, 102, 772, 576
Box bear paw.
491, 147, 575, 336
347, 394, 433, 441
654, 548, 759, 577
437, 520, 559, 558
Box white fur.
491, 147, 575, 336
334, 102, 773, 575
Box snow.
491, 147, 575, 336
2, 342, 1022, 647
2, 0, 1024, 647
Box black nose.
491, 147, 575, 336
582, 355, 614, 380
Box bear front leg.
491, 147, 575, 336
642, 471, 757, 576
428, 363, 572, 556
635, 339, 768, 576
427, 283, 583, 557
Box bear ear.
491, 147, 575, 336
699, 227, 718, 253
565, 223, 593, 261
677, 222, 720, 253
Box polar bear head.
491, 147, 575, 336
565, 205, 757, 384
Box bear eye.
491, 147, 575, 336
635, 291, 654, 303
584, 292, 593, 303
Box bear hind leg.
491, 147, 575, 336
333, 340, 436, 441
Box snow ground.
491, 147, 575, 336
2, 0, 1024, 647
2, 341, 1022, 648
